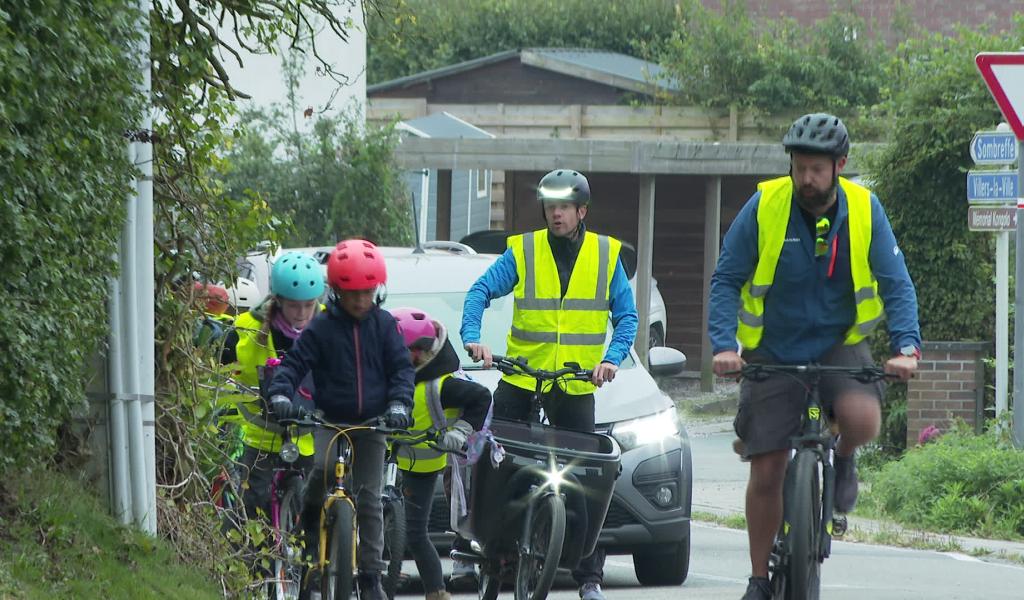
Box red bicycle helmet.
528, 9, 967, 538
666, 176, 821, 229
390, 307, 438, 350
327, 239, 387, 291
195, 282, 229, 315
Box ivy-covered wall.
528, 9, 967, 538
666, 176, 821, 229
0, 1, 143, 473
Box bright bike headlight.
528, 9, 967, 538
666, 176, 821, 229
279, 441, 300, 463
610, 408, 680, 451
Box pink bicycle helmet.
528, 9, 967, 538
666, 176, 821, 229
390, 307, 437, 350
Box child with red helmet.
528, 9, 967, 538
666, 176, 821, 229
267, 239, 415, 600
389, 307, 491, 600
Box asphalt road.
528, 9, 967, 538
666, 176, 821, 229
394, 424, 1024, 599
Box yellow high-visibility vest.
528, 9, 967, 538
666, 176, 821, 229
737, 176, 884, 351
395, 374, 460, 473
505, 229, 620, 395
226, 311, 315, 456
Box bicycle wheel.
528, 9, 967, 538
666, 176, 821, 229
514, 494, 566, 600
272, 481, 305, 600
785, 450, 822, 600
322, 500, 357, 600
382, 494, 407, 600
478, 560, 502, 600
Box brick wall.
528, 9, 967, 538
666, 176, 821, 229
906, 341, 989, 447
702, 0, 1021, 45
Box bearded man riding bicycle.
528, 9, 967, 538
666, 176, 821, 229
708, 113, 921, 600
460, 169, 638, 600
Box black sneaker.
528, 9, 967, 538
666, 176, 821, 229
834, 454, 859, 513
740, 576, 771, 600
358, 571, 386, 600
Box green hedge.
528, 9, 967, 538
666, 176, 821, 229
0, 1, 142, 473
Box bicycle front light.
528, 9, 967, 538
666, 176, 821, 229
279, 441, 300, 463
610, 408, 679, 451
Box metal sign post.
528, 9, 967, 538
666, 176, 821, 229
1017, 139, 1024, 446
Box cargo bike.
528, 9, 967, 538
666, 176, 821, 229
451, 355, 621, 600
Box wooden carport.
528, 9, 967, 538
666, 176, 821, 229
394, 137, 865, 390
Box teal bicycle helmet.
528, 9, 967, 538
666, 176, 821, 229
271, 251, 325, 301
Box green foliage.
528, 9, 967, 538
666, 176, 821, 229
862, 421, 1024, 539
220, 110, 414, 247
655, 1, 888, 116
0, 467, 221, 598
863, 26, 1024, 344
0, 0, 143, 474
367, 0, 679, 83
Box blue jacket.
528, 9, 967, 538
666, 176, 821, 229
708, 185, 921, 364
268, 301, 415, 422
460, 246, 639, 367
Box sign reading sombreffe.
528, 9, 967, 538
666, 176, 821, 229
971, 131, 1018, 165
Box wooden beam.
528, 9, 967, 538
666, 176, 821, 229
701, 176, 722, 392
635, 175, 655, 367
394, 137, 877, 176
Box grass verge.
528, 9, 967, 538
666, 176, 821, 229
0, 467, 223, 599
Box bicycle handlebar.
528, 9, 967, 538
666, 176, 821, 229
726, 363, 894, 384
490, 354, 594, 382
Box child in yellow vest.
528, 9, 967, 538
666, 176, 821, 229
390, 307, 490, 600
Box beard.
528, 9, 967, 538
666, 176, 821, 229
795, 178, 838, 212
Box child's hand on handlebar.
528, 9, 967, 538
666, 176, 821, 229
464, 342, 493, 368
592, 361, 618, 387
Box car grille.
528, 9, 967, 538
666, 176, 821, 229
429, 496, 451, 532
602, 499, 640, 528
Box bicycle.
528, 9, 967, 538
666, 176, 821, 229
731, 363, 890, 600
454, 355, 619, 600
279, 414, 445, 600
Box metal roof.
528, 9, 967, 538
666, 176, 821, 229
368, 48, 676, 95
396, 111, 495, 139
521, 48, 679, 92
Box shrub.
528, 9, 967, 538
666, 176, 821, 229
863, 421, 1024, 539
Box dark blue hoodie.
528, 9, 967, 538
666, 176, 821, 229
267, 300, 415, 422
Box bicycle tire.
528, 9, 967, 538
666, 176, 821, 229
272, 481, 304, 600
478, 561, 502, 600
322, 500, 357, 600
514, 494, 566, 600
785, 450, 822, 600
382, 495, 407, 600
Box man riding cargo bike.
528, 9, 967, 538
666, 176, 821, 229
460, 169, 638, 600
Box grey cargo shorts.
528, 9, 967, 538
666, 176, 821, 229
733, 341, 884, 458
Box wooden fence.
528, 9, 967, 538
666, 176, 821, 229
368, 98, 792, 142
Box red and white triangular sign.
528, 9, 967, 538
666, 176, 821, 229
977, 53, 1024, 140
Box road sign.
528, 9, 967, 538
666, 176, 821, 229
967, 170, 1019, 203
971, 131, 1018, 165
976, 53, 1024, 140
968, 206, 1018, 231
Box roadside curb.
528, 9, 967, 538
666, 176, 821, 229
692, 509, 1024, 563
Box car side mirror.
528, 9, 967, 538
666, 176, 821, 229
648, 346, 686, 377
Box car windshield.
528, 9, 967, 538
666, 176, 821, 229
386, 290, 634, 370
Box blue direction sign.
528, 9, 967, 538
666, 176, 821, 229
971, 131, 1018, 165
967, 170, 1019, 204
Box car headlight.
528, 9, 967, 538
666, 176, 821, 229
610, 408, 679, 451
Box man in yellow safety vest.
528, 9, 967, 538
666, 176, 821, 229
708, 113, 921, 600
461, 169, 639, 600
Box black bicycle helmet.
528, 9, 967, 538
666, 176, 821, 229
782, 113, 850, 158
537, 169, 591, 206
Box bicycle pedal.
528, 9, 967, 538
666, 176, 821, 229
831, 515, 848, 537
